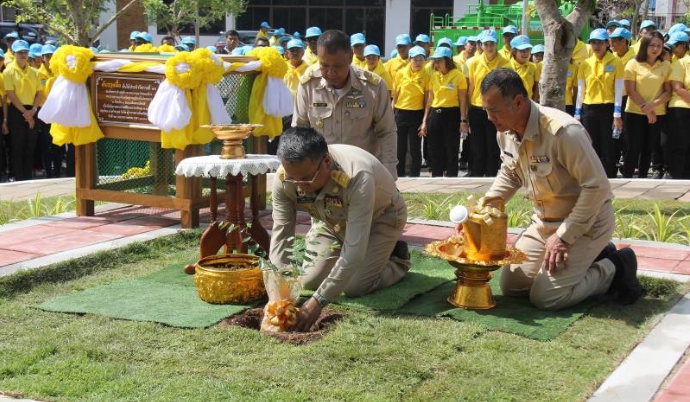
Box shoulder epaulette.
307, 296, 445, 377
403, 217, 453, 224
330, 170, 351, 188
357, 68, 381, 85
299, 65, 319, 84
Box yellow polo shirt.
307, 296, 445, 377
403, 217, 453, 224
625, 59, 672, 115
669, 57, 690, 109
430, 68, 467, 108
284, 61, 308, 98
572, 40, 589, 65
384, 55, 409, 80
393, 64, 430, 110
368, 61, 394, 93
566, 62, 578, 106
499, 46, 512, 60
577, 52, 623, 104
510, 58, 537, 98
3, 62, 42, 105
0, 73, 5, 97
304, 47, 318, 65
613, 47, 636, 96
352, 55, 366, 68
468, 53, 510, 106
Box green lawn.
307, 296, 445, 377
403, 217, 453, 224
0, 231, 685, 401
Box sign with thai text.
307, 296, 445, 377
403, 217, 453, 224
94, 73, 163, 127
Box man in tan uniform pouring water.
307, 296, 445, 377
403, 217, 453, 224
292, 29, 398, 179
457, 69, 642, 310
271, 127, 410, 332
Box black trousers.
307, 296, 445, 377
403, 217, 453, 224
8, 104, 38, 181
395, 108, 423, 177
427, 107, 461, 177
652, 114, 667, 173
40, 121, 64, 178
582, 103, 618, 178
666, 108, 690, 179
468, 106, 500, 177
623, 112, 660, 178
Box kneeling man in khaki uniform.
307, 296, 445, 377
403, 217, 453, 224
462, 69, 642, 310
270, 127, 411, 331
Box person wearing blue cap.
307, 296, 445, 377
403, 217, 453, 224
420, 46, 468, 178
134, 32, 157, 53
391, 45, 428, 177
350, 33, 367, 68
608, 27, 635, 164
363, 44, 393, 95
606, 20, 621, 35
414, 34, 431, 57
667, 31, 689, 62
384, 33, 412, 79
453, 36, 467, 62
28, 43, 43, 69
466, 29, 510, 177
284, 39, 307, 99
575, 28, 624, 178
667, 33, 690, 178
500, 25, 518, 60
623, 31, 672, 179
456, 36, 477, 64
508, 35, 538, 100
258, 21, 271, 40
175, 43, 190, 52
632, 20, 658, 54
269, 27, 286, 47
303, 27, 322, 65
293, 29, 398, 178
181, 36, 196, 51
390, 49, 398, 59
36, 43, 61, 179
128, 31, 139, 51
4, 39, 42, 181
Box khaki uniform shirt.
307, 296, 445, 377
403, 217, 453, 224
485, 101, 612, 245
293, 65, 398, 178
270, 144, 405, 301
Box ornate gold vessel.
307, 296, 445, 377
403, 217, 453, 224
194, 253, 267, 304
425, 238, 527, 309
204, 124, 262, 159
462, 197, 508, 261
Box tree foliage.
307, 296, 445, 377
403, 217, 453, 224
142, 0, 246, 38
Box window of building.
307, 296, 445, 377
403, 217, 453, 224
410, 0, 452, 39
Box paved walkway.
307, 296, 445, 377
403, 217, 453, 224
0, 177, 689, 401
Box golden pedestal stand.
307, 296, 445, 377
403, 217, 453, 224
425, 239, 527, 310
206, 124, 262, 160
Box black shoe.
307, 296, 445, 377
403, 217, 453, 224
608, 248, 643, 305
595, 242, 617, 262
459, 161, 468, 170
391, 240, 410, 260
651, 170, 664, 180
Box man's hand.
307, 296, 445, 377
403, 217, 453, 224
543, 233, 571, 275
294, 296, 322, 332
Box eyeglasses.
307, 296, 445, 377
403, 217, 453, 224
284, 156, 325, 185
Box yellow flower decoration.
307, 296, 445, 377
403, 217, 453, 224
134, 43, 158, 53
158, 44, 177, 53
165, 51, 203, 89
49, 45, 94, 84
191, 48, 224, 84
247, 46, 287, 78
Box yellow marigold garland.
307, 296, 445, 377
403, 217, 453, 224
157, 44, 177, 53
191, 48, 225, 84
165, 51, 203, 89
247, 46, 287, 78
49, 45, 94, 84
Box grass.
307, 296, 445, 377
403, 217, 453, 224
0, 231, 686, 401
0, 194, 76, 225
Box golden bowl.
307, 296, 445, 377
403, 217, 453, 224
194, 253, 267, 304
424, 238, 527, 267
203, 124, 263, 159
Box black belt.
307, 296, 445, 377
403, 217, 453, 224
432, 107, 458, 114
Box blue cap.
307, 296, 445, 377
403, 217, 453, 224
11, 40, 29, 53
409, 45, 426, 58
605, 20, 620, 29
175, 44, 189, 52
415, 34, 430, 44
429, 46, 452, 59
667, 31, 690, 46
286, 39, 304, 49
90, 46, 100, 54
278, 35, 291, 44
136, 32, 153, 43
468, 35, 478, 42
390, 49, 398, 58
272, 45, 284, 55
510, 35, 532, 50
619, 19, 631, 28
129, 31, 140, 40
395, 34, 412, 46
640, 20, 657, 30
260, 21, 271, 29
41, 44, 56, 55
350, 33, 366, 46
455, 36, 468, 46
181, 36, 196, 45
206, 45, 217, 53
305, 27, 322, 38
0, 49, 5, 58
609, 28, 632, 40
29, 43, 43, 56
480, 30, 498, 43
588, 28, 609, 42
274, 28, 285, 36
363, 44, 380, 57
293, 32, 301, 39
669, 23, 688, 35
502, 25, 518, 35
437, 37, 453, 47
4, 32, 19, 40
531, 44, 545, 54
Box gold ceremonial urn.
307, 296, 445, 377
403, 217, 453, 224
462, 196, 508, 261
204, 124, 262, 159
194, 253, 267, 304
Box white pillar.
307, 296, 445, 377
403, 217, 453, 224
226, 13, 235, 31
98, 0, 118, 51
385, 0, 411, 58
453, 0, 474, 21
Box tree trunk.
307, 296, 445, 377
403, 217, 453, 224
535, 0, 595, 110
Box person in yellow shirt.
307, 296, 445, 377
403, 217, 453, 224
180, 36, 196, 51
531, 44, 544, 89
3, 32, 18, 64
414, 34, 431, 57
3, 40, 42, 181
420, 46, 468, 177
609, 27, 635, 168
133, 32, 158, 53
453, 36, 468, 66
467, 29, 510, 177
667, 37, 690, 178
384, 34, 412, 79
0, 50, 7, 182
623, 31, 672, 179
37, 44, 63, 178
500, 25, 518, 60
667, 32, 689, 63
284, 39, 308, 99
391, 45, 429, 177
456, 35, 477, 63
303, 27, 322, 65
350, 33, 367, 68
565, 59, 578, 116
269, 28, 285, 46
363, 45, 393, 96
631, 20, 657, 54
508, 35, 538, 100
575, 29, 624, 178
257, 21, 271, 39
605, 20, 621, 35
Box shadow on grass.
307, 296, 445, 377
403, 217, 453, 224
0, 230, 202, 299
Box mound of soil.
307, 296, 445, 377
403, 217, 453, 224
217, 308, 345, 345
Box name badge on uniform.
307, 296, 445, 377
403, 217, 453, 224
297, 195, 316, 204
604, 65, 614, 72
530, 156, 550, 163
312, 102, 328, 107
447, 83, 455, 89
346, 101, 366, 108
503, 151, 514, 157
325, 195, 343, 208
567, 71, 572, 77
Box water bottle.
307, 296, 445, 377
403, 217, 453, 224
612, 127, 622, 139
460, 130, 468, 140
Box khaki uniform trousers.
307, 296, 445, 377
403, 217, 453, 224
302, 204, 411, 298
501, 201, 617, 310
